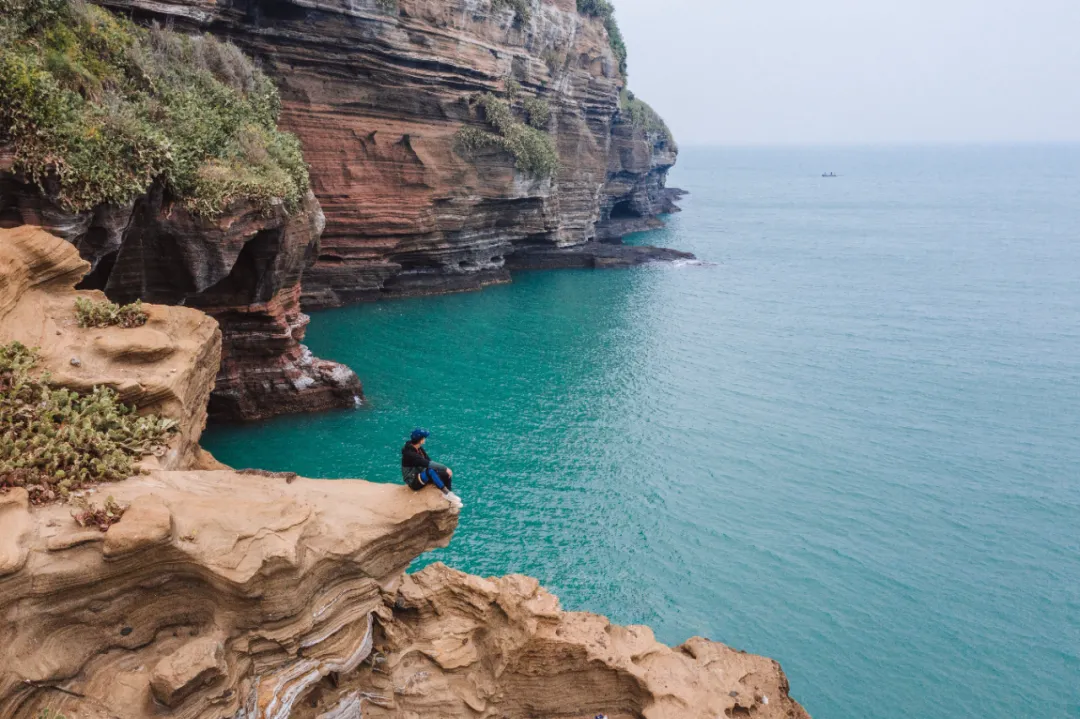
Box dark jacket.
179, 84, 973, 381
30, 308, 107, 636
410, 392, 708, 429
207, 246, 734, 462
402, 442, 431, 469
402, 442, 430, 486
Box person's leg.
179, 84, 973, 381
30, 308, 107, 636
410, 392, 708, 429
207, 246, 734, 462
422, 468, 446, 491
428, 462, 452, 491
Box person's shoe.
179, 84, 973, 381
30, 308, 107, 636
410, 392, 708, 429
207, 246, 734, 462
444, 491, 464, 508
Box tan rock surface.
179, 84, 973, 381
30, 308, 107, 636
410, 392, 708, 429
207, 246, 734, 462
0, 471, 458, 719
0, 227, 808, 719
0, 226, 221, 467
297, 563, 810, 719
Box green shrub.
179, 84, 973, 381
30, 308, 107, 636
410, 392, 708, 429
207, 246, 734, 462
576, 0, 626, 75
492, 0, 531, 26
373, 0, 397, 13
0, 341, 178, 504
74, 296, 148, 328
454, 92, 558, 178
522, 96, 551, 130
620, 89, 672, 143
0, 0, 309, 216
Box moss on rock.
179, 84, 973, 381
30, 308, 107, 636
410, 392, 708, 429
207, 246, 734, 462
620, 89, 673, 144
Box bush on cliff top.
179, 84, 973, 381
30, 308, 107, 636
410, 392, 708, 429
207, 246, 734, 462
0, 0, 309, 216
455, 91, 558, 179
577, 0, 627, 76
0, 341, 177, 505
620, 89, 673, 144
74, 296, 148, 328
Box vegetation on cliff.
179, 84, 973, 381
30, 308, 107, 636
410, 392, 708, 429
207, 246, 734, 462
74, 296, 148, 328
620, 89, 673, 144
455, 87, 558, 178
577, 0, 627, 76
0, 0, 309, 216
0, 341, 177, 504
492, 0, 531, 26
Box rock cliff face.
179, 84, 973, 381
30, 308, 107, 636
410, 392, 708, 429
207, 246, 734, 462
0, 156, 362, 423
1, 226, 807, 719
95, 0, 684, 307
0, 470, 457, 719
297, 563, 811, 719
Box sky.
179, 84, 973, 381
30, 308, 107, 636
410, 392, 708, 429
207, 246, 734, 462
613, 0, 1080, 145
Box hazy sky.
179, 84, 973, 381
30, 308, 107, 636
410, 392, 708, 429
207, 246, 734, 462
615, 0, 1080, 145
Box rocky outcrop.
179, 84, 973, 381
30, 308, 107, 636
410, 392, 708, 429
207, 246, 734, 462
0, 225, 220, 467
294, 563, 810, 719
597, 113, 682, 241
95, 0, 688, 308
0, 229, 458, 717
0, 471, 458, 719
0, 155, 361, 422
506, 240, 694, 270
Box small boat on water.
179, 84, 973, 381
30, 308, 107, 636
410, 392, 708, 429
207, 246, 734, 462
822, 172, 837, 178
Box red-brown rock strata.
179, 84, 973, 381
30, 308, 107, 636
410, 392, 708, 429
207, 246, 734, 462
95, 0, 686, 307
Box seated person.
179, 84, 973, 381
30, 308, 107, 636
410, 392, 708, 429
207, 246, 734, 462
401, 428, 462, 508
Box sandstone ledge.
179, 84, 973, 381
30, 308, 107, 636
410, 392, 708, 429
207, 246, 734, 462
0, 226, 221, 468
0, 472, 458, 719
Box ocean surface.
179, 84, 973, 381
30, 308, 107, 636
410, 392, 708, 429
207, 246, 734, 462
203, 145, 1080, 719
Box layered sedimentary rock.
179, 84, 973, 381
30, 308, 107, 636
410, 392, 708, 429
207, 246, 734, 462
294, 563, 809, 719
0, 155, 361, 422
0, 226, 220, 467
0, 471, 458, 719
0, 222, 806, 719
596, 113, 684, 241
96, 0, 686, 307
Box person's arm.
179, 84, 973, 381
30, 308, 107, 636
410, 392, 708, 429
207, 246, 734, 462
402, 445, 431, 468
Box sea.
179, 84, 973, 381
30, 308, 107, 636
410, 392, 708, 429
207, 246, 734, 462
203, 145, 1080, 719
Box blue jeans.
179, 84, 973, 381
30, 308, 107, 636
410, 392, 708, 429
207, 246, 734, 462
418, 467, 451, 491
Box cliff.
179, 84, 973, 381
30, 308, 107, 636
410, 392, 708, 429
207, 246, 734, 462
2, 0, 687, 422
93, 0, 688, 305
0, 4, 361, 422
0, 227, 806, 718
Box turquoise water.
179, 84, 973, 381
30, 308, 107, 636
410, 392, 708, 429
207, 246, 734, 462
203, 146, 1080, 719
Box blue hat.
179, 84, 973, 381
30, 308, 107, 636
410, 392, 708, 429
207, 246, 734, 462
410, 428, 430, 442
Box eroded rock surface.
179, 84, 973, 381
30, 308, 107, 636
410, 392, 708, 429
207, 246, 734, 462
94, 0, 687, 307
295, 563, 810, 719
0, 226, 220, 467
0, 471, 458, 719
0, 161, 361, 422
